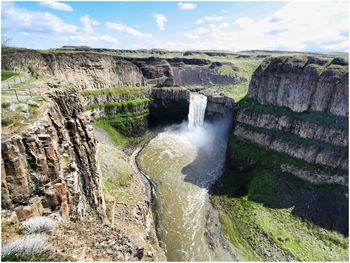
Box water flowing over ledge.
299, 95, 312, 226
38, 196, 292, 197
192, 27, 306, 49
137, 98, 234, 260
188, 93, 207, 130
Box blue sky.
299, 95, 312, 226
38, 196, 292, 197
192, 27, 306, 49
1, 1, 349, 51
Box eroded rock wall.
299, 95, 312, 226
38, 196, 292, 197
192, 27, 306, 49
81, 87, 235, 134
2, 48, 238, 89
1, 48, 144, 89
1, 89, 106, 221
248, 56, 348, 116
230, 55, 348, 185
227, 55, 348, 234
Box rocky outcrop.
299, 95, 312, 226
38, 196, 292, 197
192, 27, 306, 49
1, 89, 106, 221
234, 123, 347, 172
237, 108, 348, 147
248, 56, 348, 116
81, 87, 235, 134
227, 55, 348, 235
1, 48, 144, 89
230, 55, 348, 184
126, 57, 237, 86
2, 48, 238, 89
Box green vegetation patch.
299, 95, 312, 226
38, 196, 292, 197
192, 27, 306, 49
98, 144, 135, 221
239, 98, 348, 130
213, 83, 249, 102
94, 110, 154, 148
99, 110, 149, 134
1, 70, 20, 81
85, 98, 152, 111
80, 86, 151, 96
215, 64, 237, 77
211, 168, 349, 261
95, 119, 134, 147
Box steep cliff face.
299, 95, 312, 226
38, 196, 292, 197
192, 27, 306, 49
127, 57, 237, 86
80, 87, 235, 136
1, 48, 144, 89
1, 89, 106, 221
2, 48, 238, 89
248, 56, 348, 116
227, 55, 348, 234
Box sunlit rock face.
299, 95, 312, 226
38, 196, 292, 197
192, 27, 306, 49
248, 56, 348, 116
1, 89, 106, 221
228, 55, 348, 235
1, 48, 238, 90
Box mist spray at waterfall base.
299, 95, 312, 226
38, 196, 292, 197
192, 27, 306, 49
138, 93, 233, 261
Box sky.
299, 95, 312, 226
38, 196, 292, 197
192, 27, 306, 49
1, 1, 349, 52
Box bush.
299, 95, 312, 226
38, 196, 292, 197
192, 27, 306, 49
1, 234, 50, 261
21, 217, 56, 234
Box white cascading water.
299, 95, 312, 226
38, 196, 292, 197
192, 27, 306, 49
138, 91, 233, 261
188, 93, 207, 130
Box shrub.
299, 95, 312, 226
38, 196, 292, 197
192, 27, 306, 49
1, 234, 50, 261
21, 217, 56, 234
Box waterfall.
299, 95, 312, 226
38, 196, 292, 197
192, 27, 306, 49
188, 93, 207, 130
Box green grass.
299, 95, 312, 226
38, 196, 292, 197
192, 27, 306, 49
97, 144, 135, 221
208, 57, 261, 102
99, 110, 149, 134
80, 86, 150, 96
94, 111, 154, 149
211, 169, 349, 261
239, 98, 348, 130
217, 207, 261, 261
213, 83, 249, 102
85, 98, 152, 111
11, 75, 51, 90
95, 119, 133, 147
215, 64, 237, 77
1, 71, 20, 81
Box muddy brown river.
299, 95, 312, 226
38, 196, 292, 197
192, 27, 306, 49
138, 94, 233, 261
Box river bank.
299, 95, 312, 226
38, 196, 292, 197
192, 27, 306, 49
93, 125, 166, 261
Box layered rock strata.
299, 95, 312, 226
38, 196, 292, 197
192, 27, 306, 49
1, 89, 106, 221
228, 55, 348, 234
230, 55, 348, 185
2, 48, 238, 89
81, 87, 235, 135
248, 56, 348, 116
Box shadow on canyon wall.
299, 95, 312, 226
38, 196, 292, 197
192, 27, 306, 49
211, 164, 349, 237
178, 116, 348, 237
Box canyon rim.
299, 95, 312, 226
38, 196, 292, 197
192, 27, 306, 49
1, 1, 349, 262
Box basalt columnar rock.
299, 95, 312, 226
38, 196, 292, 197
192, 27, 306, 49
1, 89, 106, 222
2, 48, 238, 89
248, 56, 348, 116
228, 55, 348, 234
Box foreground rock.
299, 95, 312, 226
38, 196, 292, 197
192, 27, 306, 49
1, 88, 106, 221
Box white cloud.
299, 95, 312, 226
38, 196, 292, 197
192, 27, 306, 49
81, 15, 100, 33
106, 22, 152, 38
2, 2, 77, 34
195, 16, 225, 25
39, 0, 73, 12
154, 14, 167, 30
60, 34, 119, 48
183, 2, 348, 51
178, 2, 197, 10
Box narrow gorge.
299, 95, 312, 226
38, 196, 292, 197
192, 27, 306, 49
1, 47, 348, 261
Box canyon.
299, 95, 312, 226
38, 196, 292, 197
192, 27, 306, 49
1, 47, 348, 261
